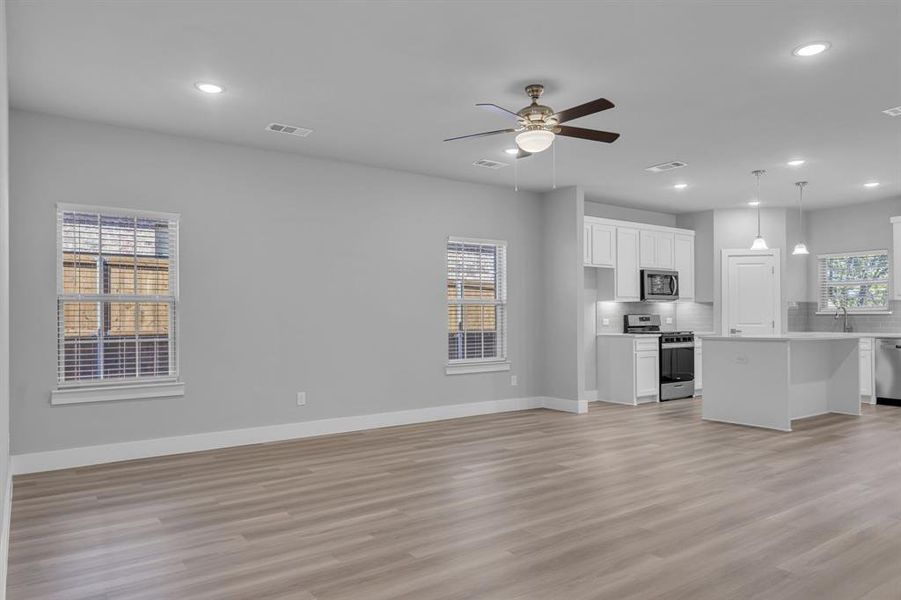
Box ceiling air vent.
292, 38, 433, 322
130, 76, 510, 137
266, 122, 313, 137
882, 106, 901, 117
472, 159, 509, 170
645, 160, 688, 173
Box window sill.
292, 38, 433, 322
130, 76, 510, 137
51, 381, 185, 405
445, 361, 511, 375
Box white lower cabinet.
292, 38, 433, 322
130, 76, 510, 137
596, 336, 659, 405
635, 350, 660, 397
860, 338, 874, 402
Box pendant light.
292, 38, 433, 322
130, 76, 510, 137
750, 169, 768, 250
792, 181, 810, 255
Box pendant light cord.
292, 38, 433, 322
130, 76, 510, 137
755, 171, 762, 237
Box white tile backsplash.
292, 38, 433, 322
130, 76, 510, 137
595, 301, 713, 333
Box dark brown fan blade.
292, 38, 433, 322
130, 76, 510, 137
552, 98, 614, 123
556, 125, 620, 143
516, 149, 532, 159
476, 103, 522, 119
443, 128, 516, 142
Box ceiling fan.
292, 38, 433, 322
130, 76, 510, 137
444, 84, 620, 158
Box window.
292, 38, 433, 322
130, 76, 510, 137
817, 250, 889, 313
446, 238, 508, 374
54, 204, 181, 402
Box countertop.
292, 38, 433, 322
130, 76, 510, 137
596, 333, 661, 338
699, 332, 877, 342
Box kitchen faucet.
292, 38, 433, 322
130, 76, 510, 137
834, 306, 851, 332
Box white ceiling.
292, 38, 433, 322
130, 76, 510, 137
7, 0, 901, 213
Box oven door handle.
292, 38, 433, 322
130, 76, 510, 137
661, 342, 695, 349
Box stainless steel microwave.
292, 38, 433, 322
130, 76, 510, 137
641, 269, 679, 301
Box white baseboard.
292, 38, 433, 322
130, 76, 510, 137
12, 395, 585, 475
0, 468, 11, 600
595, 397, 637, 406
541, 397, 588, 414
582, 389, 599, 402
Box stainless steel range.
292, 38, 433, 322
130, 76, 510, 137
659, 331, 695, 400
623, 314, 695, 401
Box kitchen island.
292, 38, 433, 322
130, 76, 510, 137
699, 333, 862, 431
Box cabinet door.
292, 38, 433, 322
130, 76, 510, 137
639, 230, 656, 268
635, 350, 659, 397
616, 227, 640, 301
860, 349, 873, 396
583, 224, 592, 265
591, 224, 616, 267
674, 234, 694, 299
655, 232, 675, 269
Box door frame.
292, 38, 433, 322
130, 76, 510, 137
720, 249, 782, 335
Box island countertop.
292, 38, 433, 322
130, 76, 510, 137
698, 332, 874, 342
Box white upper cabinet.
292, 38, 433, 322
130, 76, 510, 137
674, 233, 695, 300
616, 227, 640, 301
583, 216, 694, 301
583, 223, 592, 265
590, 224, 616, 267
639, 230, 675, 270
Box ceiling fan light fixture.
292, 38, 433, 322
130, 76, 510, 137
515, 129, 555, 153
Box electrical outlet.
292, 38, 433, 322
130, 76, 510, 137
602, 318, 610, 326
665, 317, 673, 324
511, 375, 518, 386
296, 392, 306, 406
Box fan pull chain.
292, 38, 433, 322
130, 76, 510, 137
552, 142, 557, 189
514, 152, 519, 192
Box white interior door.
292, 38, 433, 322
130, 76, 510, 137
724, 252, 779, 336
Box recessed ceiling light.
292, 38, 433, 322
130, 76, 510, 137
792, 42, 831, 57
673, 183, 688, 190
194, 82, 224, 94
864, 182, 880, 188
504, 148, 519, 155
787, 159, 806, 166
748, 200, 760, 206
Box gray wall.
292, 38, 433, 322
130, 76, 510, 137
584, 200, 676, 227
804, 196, 901, 302
0, 0, 10, 523
10, 110, 547, 454
541, 186, 584, 401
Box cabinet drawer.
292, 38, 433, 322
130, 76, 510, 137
634, 339, 659, 352
859, 338, 873, 351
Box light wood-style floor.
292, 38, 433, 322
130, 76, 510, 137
8, 399, 901, 600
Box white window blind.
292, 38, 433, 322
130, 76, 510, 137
57, 204, 180, 386
447, 238, 507, 363
817, 250, 889, 313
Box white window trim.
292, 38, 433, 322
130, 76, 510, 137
816, 250, 890, 315
54, 203, 182, 404
446, 236, 508, 374
51, 381, 185, 405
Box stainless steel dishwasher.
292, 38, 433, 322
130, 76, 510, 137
875, 338, 901, 405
